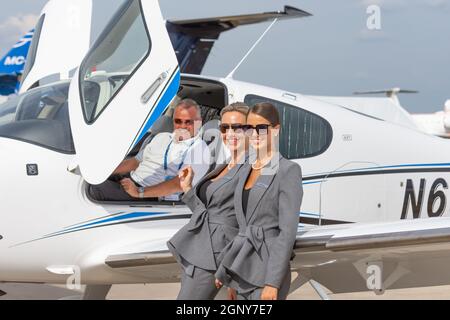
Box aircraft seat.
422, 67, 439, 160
200, 119, 228, 167
129, 115, 174, 158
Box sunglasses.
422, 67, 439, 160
219, 123, 246, 134
243, 124, 272, 135
174, 119, 195, 126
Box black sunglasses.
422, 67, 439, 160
174, 119, 195, 126
243, 124, 271, 135
219, 123, 246, 134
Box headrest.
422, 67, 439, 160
201, 119, 220, 145
150, 114, 173, 135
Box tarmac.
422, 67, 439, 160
2, 274, 450, 300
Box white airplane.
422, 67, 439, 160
411, 100, 450, 138
2, 0, 450, 300
341, 88, 450, 139
311, 87, 420, 132
326, 88, 450, 141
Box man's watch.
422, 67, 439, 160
138, 187, 145, 199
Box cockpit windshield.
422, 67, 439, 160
0, 82, 75, 153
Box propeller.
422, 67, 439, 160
353, 88, 418, 98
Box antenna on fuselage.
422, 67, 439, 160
226, 18, 278, 79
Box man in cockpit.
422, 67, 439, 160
90, 99, 211, 201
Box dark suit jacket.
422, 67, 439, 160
215, 155, 303, 291
167, 162, 243, 274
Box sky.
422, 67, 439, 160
0, 0, 449, 113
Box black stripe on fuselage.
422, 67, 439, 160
14, 213, 353, 247
300, 216, 351, 226
304, 167, 450, 182
11, 214, 193, 247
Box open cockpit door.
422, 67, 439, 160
20, 0, 93, 93
68, 0, 179, 185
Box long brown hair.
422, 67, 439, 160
249, 102, 280, 126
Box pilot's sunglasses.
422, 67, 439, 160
219, 123, 246, 134
243, 124, 271, 135
174, 119, 195, 125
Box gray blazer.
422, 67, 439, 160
167, 163, 243, 275
215, 155, 303, 291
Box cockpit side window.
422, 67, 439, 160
79, 0, 151, 124
0, 82, 75, 153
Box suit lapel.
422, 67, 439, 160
193, 163, 227, 199
206, 162, 242, 206
246, 154, 282, 222
246, 172, 276, 223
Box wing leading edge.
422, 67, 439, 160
293, 218, 450, 294
104, 218, 450, 294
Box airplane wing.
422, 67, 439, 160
166, 6, 312, 74
105, 250, 179, 284
293, 217, 450, 294
103, 217, 450, 292
105, 250, 175, 269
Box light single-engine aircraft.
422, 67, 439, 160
2, 0, 450, 300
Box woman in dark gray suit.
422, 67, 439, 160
168, 102, 249, 300
215, 102, 303, 300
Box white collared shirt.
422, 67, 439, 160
131, 132, 211, 190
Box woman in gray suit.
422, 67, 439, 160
215, 102, 303, 300
167, 102, 249, 300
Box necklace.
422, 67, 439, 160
252, 157, 272, 170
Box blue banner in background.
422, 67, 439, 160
0, 30, 34, 96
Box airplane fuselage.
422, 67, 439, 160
1, 75, 450, 285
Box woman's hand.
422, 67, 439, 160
215, 279, 223, 289
179, 166, 194, 193
260, 285, 278, 300
227, 288, 237, 300
120, 178, 139, 198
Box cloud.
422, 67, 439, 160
0, 14, 39, 46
